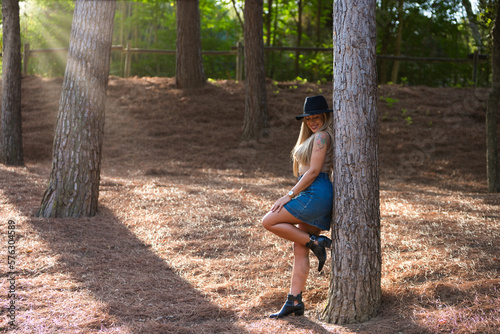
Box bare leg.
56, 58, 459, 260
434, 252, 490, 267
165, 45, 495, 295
290, 223, 321, 299
262, 208, 311, 245
262, 209, 322, 303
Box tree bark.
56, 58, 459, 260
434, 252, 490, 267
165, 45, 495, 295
37, 0, 116, 218
175, 0, 205, 89
486, 4, 500, 192
321, 0, 381, 324
1, 0, 24, 166
242, 0, 268, 140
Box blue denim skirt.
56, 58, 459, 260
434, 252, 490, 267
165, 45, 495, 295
283, 172, 333, 231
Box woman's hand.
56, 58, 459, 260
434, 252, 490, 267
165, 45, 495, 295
271, 195, 292, 213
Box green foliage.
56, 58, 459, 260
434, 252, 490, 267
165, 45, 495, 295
380, 96, 399, 108
16, 0, 494, 86
401, 108, 413, 125
20, 0, 74, 76
377, 0, 492, 87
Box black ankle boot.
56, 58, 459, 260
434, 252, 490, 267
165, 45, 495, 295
306, 234, 332, 272
269, 292, 304, 318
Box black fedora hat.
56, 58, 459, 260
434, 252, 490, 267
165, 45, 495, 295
295, 95, 333, 120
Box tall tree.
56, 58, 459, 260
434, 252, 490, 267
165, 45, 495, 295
486, 2, 500, 192
462, 0, 483, 51
264, 0, 273, 47
231, 0, 244, 30
1, 0, 24, 166
390, 0, 404, 84
175, 0, 205, 89
37, 0, 116, 218
315, 0, 323, 46
295, 0, 303, 77
242, 0, 268, 140
377, 0, 395, 84
321, 0, 381, 324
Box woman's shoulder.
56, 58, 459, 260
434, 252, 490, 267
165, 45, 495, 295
310, 131, 331, 151
312, 131, 332, 143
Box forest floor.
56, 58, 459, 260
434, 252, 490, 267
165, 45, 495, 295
0, 75, 499, 333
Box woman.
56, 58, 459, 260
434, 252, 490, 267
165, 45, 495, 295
262, 95, 334, 318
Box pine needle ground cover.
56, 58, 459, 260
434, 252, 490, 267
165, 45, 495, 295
1, 76, 499, 333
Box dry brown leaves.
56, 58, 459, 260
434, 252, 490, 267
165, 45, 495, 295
0, 76, 499, 333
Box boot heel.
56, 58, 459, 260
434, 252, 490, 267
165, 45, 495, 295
320, 236, 332, 249
269, 292, 304, 318
294, 308, 304, 316
306, 234, 332, 272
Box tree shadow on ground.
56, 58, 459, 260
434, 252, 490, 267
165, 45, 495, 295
0, 166, 249, 333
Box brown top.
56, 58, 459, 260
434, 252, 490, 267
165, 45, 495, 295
298, 131, 333, 176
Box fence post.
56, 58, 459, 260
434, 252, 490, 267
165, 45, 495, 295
236, 41, 243, 82
124, 41, 132, 78
472, 49, 478, 86
23, 43, 30, 75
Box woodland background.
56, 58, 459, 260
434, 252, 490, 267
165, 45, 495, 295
7, 0, 497, 86
0, 0, 499, 333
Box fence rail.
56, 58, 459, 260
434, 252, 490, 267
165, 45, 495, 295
17, 42, 490, 83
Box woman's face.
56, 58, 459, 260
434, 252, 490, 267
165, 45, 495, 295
304, 113, 325, 133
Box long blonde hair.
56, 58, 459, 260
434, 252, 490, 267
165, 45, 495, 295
291, 112, 333, 177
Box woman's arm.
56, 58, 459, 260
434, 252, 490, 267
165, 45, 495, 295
271, 131, 330, 213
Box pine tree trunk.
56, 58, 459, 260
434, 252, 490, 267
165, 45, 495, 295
486, 4, 500, 193
390, 0, 404, 84
295, 0, 302, 77
37, 0, 116, 218
1, 0, 24, 166
242, 0, 268, 140
321, 0, 381, 324
377, 0, 393, 84
175, 0, 205, 89
316, 0, 322, 46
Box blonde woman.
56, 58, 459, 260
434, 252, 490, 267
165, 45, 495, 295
262, 95, 334, 318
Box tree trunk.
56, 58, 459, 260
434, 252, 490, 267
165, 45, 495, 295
265, 0, 273, 47
1, 0, 24, 166
316, 0, 323, 46
175, 0, 205, 89
321, 0, 381, 324
486, 4, 500, 192
37, 0, 116, 218
267, 0, 279, 78
377, 0, 394, 84
391, 0, 404, 84
461, 0, 483, 51
295, 0, 303, 78
231, 0, 244, 31
242, 0, 268, 140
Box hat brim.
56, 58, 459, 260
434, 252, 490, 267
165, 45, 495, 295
295, 109, 333, 120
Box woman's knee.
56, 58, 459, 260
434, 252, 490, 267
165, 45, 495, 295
293, 241, 309, 257
261, 212, 274, 231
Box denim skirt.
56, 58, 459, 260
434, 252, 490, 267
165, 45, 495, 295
283, 172, 333, 231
